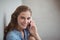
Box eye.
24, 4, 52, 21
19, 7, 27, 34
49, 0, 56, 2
21, 16, 25, 19
27, 17, 30, 20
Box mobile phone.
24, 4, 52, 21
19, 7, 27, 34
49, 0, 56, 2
27, 21, 31, 29
28, 23, 31, 26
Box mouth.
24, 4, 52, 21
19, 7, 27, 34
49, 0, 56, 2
21, 23, 27, 27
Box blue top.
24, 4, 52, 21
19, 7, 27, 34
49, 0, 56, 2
6, 29, 30, 40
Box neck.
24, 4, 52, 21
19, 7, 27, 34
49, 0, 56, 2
16, 25, 24, 38
16, 25, 24, 32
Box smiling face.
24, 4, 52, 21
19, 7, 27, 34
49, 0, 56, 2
17, 10, 32, 29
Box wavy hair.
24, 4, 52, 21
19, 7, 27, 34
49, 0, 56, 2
4, 5, 32, 40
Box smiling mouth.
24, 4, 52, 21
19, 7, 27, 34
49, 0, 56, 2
21, 23, 27, 26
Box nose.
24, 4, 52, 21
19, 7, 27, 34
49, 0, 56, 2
24, 19, 28, 24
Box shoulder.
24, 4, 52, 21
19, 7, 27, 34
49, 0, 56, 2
6, 30, 17, 37
6, 30, 21, 40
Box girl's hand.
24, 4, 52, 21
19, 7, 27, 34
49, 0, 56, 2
28, 20, 38, 36
28, 20, 42, 40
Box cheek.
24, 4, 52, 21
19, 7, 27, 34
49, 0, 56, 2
17, 19, 24, 27
17, 18, 22, 25
18, 18, 24, 23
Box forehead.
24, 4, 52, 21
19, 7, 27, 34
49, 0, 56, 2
18, 11, 31, 17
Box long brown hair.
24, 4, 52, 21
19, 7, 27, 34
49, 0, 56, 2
4, 5, 32, 40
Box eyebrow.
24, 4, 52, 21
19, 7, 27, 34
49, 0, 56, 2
20, 16, 31, 19
21, 16, 25, 19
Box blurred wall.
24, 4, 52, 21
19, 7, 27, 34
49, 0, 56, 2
0, 6, 4, 40
0, 0, 60, 40
22, 0, 60, 40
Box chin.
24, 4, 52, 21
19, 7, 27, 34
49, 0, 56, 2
22, 26, 27, 29
22, 27, 27, 30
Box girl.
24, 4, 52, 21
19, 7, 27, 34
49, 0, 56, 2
4, 5, 41, 40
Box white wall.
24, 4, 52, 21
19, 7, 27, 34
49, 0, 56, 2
22, 0, 60, 40
0, 0, 22, 40
0, 6, 4, 40
3, 0, 22, 26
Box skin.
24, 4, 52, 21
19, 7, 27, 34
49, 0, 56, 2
17, 11, 31, 30
17, 10, 41, 40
